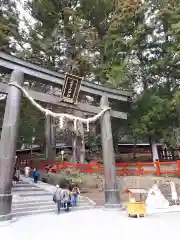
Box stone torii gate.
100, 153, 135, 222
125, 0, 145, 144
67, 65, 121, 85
0, 52, 131, 221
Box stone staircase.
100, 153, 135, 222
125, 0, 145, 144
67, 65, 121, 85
12, 179, 95, 218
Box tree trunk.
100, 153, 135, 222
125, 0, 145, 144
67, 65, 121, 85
148, 136, 153, 159
45, 115, 54, 161
51, 116, 56, 160
152, 142, 159, 162
45, 109, 56, 162
79, 118, 85, 163
72, 134, 77, 163
133, 140, 137, 160
72, 136, 84, 163
72, 111, 85, 163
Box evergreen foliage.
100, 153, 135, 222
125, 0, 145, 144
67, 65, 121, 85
0, 0, 180, 147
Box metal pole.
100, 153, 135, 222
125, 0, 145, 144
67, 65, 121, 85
100, 96, 121, 208
0, 70, 24, 221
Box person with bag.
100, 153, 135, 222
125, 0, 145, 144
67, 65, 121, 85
53, 185, 62, 214
71, 185, 80, 206
61, 187, 72, 212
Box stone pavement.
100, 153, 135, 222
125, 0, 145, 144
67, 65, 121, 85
82, 191, 104, 206
11, 175, 96, 218
1, 209, 180, 240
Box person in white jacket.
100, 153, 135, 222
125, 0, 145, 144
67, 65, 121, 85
24, 165, 30, 178
53, 185, 62, 214
61, 187, 72, 211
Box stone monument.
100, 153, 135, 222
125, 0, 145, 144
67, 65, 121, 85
146, 184, 169, 209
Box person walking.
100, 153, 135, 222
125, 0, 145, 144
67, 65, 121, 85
12, 166, 17, 186
33, 168, 40, 183
13, 166, 20, 186
24, 164, 30, 178
61, 187, 71, 212
16, 167, 20, 182
72, 185, 80, 206
53, 185, 62, 214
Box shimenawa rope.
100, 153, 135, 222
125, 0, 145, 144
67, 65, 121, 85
8, 82, 110, 131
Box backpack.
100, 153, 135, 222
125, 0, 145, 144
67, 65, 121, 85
63, 190, 71, 202
53, 195, 56, 203
73, 187, 79, 197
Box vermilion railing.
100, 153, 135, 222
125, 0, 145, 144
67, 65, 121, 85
18, 159, 180, 177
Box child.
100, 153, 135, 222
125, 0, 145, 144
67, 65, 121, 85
71, 185, 80, 206
33, 168, 40, 183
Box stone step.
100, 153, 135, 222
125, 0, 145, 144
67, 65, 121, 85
12, 187, 45, 192
12, 201, 54, 208
13, 194, 92, 203
10, 178, 95, 218
17, 191, 52, 197
15, 181, 30, 184
13, 184, 35, 188
12, 204, 55, 212
12, 195, 53, 202
15, 197, 90, 203
12, 198, 90, 206
12, 202, 91, 213
12, 205, 94, 218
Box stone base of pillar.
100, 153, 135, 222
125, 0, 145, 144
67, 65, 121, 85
0, 218, 17, 227
104, 203, 123, 208
103, 205, 125, 211
0, 214, 12, 222
0, 194, 12, 222
104, 188, 122, 208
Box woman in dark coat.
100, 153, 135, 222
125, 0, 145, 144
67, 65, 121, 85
13, 166, 20, 186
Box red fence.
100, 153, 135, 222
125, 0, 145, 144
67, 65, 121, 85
18, 159, 180, 177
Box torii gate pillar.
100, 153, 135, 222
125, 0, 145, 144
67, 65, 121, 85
0, 70, 23, 221
100, 96, 121, 208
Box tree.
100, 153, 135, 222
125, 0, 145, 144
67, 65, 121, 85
20, 0, 95, 161
102, 0, 180, 148
150, 0, 180, 93
18, 98, 45, 148
78, 0, 114, 82
0, 0, 21, 53
1, 0, 180, 155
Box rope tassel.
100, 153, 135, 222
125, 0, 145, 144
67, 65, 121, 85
86, 121, 89, 132
59, 116, 64, 129
74, 119, 77, 131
